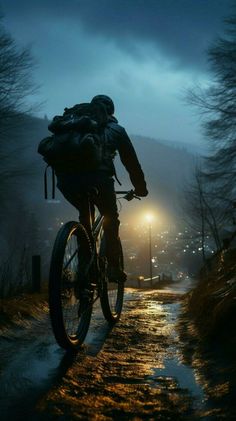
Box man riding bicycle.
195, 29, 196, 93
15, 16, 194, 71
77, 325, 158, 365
49, 95, 148, 281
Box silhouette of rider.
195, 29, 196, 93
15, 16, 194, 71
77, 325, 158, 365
56, 95, 148, 281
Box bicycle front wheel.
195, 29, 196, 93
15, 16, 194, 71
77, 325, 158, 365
49, 221, 93, 350
100, 238, 124, 323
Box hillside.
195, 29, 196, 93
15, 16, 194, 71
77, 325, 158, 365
184, 249, 236, 343
106, 133, 196, 225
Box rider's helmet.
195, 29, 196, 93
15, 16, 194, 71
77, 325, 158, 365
91, 95, 115, 115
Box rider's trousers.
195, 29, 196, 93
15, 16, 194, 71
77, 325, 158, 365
56, 170, 121, 266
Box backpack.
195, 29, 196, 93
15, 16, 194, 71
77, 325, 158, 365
38, 102, 108, 173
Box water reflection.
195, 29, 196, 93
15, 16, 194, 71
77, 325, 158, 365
178, 304, 236, 418
150, 358, 205, 405
145, 300, 206, 408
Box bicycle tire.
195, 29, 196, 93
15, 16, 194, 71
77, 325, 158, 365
100, 237, 124, 323
49, 221, 93, 350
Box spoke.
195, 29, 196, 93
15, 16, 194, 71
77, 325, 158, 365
64, 247, 79, 269
61, 233, 80, 337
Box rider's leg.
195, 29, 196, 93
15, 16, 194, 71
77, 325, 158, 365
57, 187, 92, 237
94, 177, 126, 280
56, 173, 96, 240
56, 172, 125, 280
55, 188, 94, 298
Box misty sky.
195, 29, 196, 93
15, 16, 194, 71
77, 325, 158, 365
0, 0, 234, 145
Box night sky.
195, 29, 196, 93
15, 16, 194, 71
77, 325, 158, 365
0, 0, 234, 145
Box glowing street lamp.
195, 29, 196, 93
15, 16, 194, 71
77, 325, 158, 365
145, 213, 154, 287
137, 275, 144, 288
145, 213, 154, 224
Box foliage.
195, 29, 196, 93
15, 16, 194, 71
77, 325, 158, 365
0, 16, 36, 130
0, 17, 41, 297
185, 14, 236, 249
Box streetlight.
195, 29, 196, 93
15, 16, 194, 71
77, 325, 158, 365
145, 213, 154, 287
137, 275, 144, 288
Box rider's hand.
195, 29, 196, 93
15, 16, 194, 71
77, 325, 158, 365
134, 187, 148, 197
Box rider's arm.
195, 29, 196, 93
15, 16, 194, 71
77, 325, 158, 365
116, 127, 148, 196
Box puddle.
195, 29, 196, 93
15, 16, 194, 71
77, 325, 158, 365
150, 358, 205, 406
149, 300, 206, 409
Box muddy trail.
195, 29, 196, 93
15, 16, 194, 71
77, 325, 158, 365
0, 286, 235, 420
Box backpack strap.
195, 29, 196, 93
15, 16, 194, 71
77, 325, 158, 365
44, 165, 56, 200
52, 167, 56, 199
44, 165, 48, 200
113, 166, 122, 186
103, 131, 122, 185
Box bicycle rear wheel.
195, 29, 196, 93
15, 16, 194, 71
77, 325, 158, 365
100, 237, 124, 323
49, 221, 93, 350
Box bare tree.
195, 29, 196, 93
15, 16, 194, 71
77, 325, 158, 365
182, 167, 233, 261
0, 16, 37, 131
186, 13, 236, 239
0, 16, 39, 202
0, 17, 41, 297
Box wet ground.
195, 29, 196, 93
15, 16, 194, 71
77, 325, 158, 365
0, 283, 235, 420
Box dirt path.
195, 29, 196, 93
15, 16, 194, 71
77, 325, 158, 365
32, 289, 203, 420
1, 287, 235, 420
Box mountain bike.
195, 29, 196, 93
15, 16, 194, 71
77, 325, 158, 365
48, 189, 140, 351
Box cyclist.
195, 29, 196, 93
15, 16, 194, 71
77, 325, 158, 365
56, 95, 148, 281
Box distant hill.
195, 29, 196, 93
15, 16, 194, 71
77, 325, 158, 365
114, 134, 197, 221
153, 137, 205, 156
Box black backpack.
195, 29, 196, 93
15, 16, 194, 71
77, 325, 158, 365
38, 102, 108, 173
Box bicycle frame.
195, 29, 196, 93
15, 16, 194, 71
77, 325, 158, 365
48, 189, 138, 350
85, 188, 138, 261
79, 193, 106, 304
81, 190, 132, 292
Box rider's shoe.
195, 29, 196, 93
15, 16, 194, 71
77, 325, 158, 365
107, 265, 127, 283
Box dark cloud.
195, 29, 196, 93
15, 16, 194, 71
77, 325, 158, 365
76, 0, 235, 69
1, 0, 234, 70
0, 0, 235, 144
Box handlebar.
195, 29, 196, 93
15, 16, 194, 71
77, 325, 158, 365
116, 190, 141, 201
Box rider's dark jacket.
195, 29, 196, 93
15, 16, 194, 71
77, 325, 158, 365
99, 115, 147, 193
50, 114, 147, 194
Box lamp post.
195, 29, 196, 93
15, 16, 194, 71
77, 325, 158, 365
145, 213, 153, 287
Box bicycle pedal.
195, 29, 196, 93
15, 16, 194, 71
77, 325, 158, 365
90, 282, 96, 288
